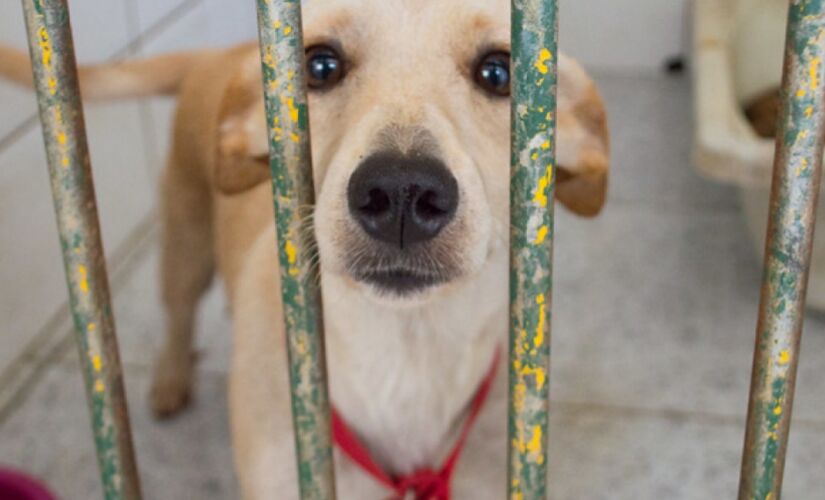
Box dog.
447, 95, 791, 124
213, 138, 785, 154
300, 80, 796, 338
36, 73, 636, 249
1, 0, 609, 497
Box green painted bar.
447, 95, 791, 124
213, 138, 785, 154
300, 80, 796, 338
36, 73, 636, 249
21, 1, 142, 499
507, 0, 557, 498
254, 1, 336, 498
739, 1, 825, 499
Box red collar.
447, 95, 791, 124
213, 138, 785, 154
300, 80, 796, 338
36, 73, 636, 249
332, 348, 501, 500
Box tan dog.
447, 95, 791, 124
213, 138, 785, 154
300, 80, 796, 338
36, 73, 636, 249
1, 0, 608, 497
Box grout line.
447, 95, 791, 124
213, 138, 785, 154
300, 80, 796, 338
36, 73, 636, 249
0, 115, 39, 156
603, 195, 743, 216
552, 399, 825, 433
109, 0, 205, 60
0, 214, 158, 426
56, 355, 229, 379
0, 0, 204, 156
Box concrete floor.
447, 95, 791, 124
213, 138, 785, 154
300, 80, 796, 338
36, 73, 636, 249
2, 18, 825, 500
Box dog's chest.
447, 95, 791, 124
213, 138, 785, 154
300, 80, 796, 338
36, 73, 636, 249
325, 311, 501, 477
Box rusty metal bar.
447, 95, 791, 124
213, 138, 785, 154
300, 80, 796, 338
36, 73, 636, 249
507, 0, 557, 498
254, 1, 336, 499
21, 1, 142, 499
739, 1, 825, 499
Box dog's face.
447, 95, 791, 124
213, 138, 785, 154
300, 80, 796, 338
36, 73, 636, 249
217, 0, 609, 307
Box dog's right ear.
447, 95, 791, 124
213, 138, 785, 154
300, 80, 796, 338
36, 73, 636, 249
215, 55, 271, 194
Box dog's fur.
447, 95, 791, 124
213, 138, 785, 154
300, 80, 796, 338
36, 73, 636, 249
1, 1, 609, 497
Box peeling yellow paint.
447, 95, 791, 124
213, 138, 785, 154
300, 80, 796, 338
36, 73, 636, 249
534, 225, 549, 245
513, 381, 526, 412
810, 57, 821, 91
534, 48, 553, 74
92, 355, 102, 373
284, 26, 293, 36
78, 265, 89, 293
778, 350, 790, 365
526, 425, 543, 457
94, 380, 105, 393
774, 405, 783, 416
522, 365, 546, 390
284, 96, 300, 123
535, 294, 546, 348
38, 27, 52, 68
285, 240, 297, 265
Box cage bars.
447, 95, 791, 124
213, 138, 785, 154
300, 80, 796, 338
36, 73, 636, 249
21, 1, 142, 499
507, 1, 558, 498
739, 1, 825, 499
25, 0, 825, 498
254, 1, 336, 499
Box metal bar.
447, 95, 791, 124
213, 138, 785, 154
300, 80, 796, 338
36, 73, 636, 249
20, 1, 142, 499
507, 0, 558, 498
254, 1, 336, 499
739, 1, 825, 499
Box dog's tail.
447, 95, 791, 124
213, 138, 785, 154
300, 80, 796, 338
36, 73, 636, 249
0, 44, 205, 101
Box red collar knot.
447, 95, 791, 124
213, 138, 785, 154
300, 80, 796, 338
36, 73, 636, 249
332, 348, 501, 500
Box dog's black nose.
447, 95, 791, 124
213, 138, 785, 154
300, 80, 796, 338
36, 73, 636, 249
347, 152, 459, 249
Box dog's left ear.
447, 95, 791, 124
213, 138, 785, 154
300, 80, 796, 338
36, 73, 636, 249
215, 53, 271, 194
555, 56, 610, 217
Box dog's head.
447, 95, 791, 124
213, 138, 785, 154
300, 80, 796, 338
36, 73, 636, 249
216, 0, 609, 306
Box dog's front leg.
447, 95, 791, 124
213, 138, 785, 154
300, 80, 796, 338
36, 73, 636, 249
228, 229, 322, 499
229, 288, 302, 499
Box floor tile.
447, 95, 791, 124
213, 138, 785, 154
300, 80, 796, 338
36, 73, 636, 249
553, 204, 825, 422
592, 72, 742, 213
547, 404, 825, 500
0, 363, 237, 500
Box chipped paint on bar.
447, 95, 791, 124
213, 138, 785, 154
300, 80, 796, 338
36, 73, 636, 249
21, 1, 142, 499
508, 0, 557, 498
739, 2, 825, 499
254, 1, 336, 499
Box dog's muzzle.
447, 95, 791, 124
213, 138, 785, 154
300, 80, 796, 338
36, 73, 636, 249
345, 151, 460, 294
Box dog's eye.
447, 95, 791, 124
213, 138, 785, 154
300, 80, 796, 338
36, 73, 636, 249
475, 52, 510, 97
306, 45, 344, 90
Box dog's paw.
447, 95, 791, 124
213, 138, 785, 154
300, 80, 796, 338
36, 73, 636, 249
149, 352, 195, 419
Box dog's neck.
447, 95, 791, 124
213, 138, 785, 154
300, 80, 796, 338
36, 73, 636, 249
322, 255, 507, 476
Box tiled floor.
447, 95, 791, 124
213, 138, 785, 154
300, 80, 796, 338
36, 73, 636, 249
2, 4, 825, 500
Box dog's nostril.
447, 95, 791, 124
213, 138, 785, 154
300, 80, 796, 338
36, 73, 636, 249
359, 188, 392, 215
414, 190, 450, 219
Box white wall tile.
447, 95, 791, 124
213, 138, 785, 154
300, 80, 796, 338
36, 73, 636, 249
0, 1, 134, 141
0, 100, 154, 370
560, 0, 689, 73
